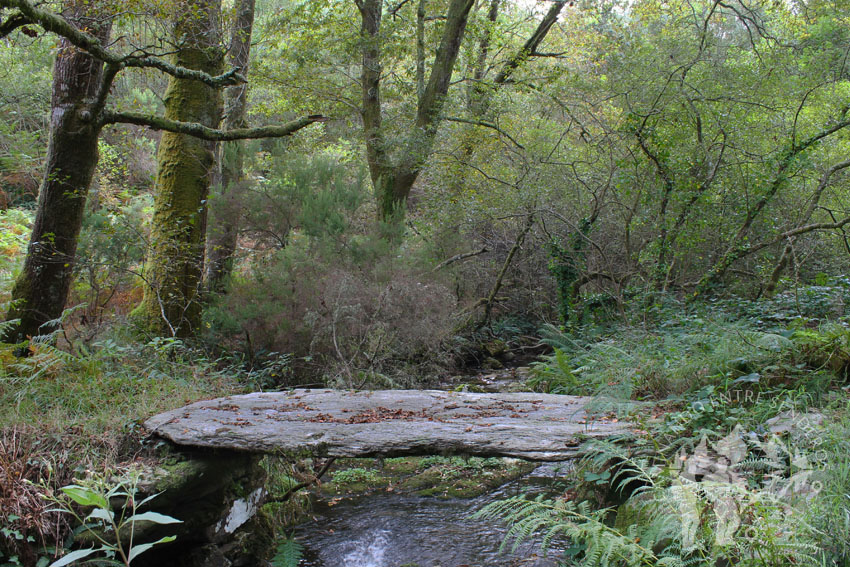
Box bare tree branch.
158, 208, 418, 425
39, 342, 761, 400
474, 213, 535, 329
431, 247, 488, 272
445, 116, 524, 148
1, 0, 245, 87
723, 216, 850, 262
389, 0, 413, 18
100, 111, 326, 140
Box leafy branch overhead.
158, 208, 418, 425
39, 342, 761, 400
0, 0, 245, 86
0, 0, 325, 135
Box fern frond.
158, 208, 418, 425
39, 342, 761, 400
271, 536, 303, 567
475, 495, 659, 566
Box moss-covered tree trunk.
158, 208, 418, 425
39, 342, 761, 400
205, 0, 255, 293
135, 0, 224, 337
2, 2, 110, 344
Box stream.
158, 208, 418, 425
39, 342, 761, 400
295, 462, 569, 567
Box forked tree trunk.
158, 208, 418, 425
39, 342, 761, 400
205, 0, 255, 293
358, 0, 474, 224
3, 2, 110, 344
134, 0, 224, 337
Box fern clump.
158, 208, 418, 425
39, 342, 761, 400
498, 305, 849, 567
271, 536, 303, 567
480, 448, 822, 567
475, 496, 665, 566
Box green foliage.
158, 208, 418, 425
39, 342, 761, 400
0, 515, 39, 567
0, 322, 245, 434
4, 0, 850, 563
74, 195, 151, 328
0, 210, 33, 302
0, 38, 51, 205
44, 470, 180, 567
205, 150, 457, 387
793, 324, 850, 380
270, 536, 302, 567
475, 496, 663, 566
494, 287, 850, 567
235, 149, 366, 251
528, 348, 588, 395
547, 218, 594, 325
330, 467, 380, 485
484, 427, 827, 567
805, 403, 850, 564
529, 283, 850, 402
706, 278, 850, 326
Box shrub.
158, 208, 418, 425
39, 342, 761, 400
206, 241, 457, 388
72, 195, 151, 334
204, 149, 458, 387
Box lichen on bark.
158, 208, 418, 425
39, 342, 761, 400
134, 0, 224, 337
2, 2, 110, 344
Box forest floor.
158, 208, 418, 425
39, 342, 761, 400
2, 283, 850, 565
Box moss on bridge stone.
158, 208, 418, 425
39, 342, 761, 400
127, 447, 270, 567
316, 455, 537, 500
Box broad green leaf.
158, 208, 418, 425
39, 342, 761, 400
48, 547, 101, 567
85, 508, 115, 523
125, 511, 182, 525
732, 372, 761, 384
127, 536, 177, 563
60, 486, 108, 509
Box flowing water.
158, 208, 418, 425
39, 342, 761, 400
295, 463, 569, 567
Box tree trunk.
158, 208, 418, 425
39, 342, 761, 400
763, 242, 792, 298
134, 0, 224, 337
358, 0, 474, 224
3, 2, 110, 344
205, 0, 256, 293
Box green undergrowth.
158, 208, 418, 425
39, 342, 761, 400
0, 325, 258, 565
309, 456, 536, 500
486, 286, 850, 566
0, 209, 33, 305
528, 284, 850, 401
0, 327, 248, 437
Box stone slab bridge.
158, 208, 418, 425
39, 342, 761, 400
135, 389, 636, 566
145, 389, 633, 461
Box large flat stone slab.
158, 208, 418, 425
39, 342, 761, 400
145, 389, 631, 461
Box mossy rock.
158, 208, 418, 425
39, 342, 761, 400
318, 458, 391, 496
313, 456, 536, 500
383, 457, 423, 475
484, 339, 508, 357
408, 460, 536, 499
